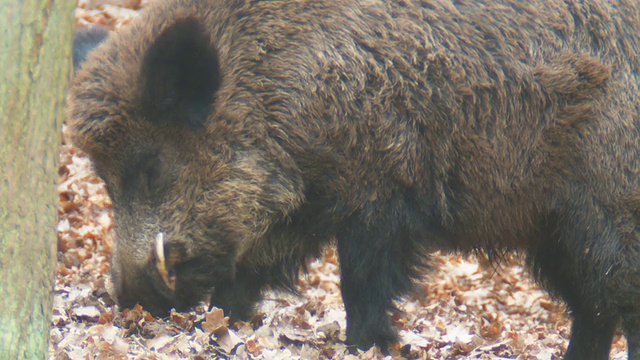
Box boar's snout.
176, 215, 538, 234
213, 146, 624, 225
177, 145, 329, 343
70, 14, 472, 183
110, 232, 187, 315
111, 268, 178, 316
111, 230, 237, 316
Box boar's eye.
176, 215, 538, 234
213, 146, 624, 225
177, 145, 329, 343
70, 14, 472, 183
141, 159, 162, 194
122, 153, 172, 201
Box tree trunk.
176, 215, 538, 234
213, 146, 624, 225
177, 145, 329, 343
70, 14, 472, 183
0, 0, 75, 357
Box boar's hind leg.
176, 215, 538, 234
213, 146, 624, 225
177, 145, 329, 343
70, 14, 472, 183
617, 237, 640, 358
336, 218, 424, 353
530, 206, 631, 360
624, 315, 640, 360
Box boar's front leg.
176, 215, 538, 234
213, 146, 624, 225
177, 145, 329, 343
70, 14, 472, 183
336, 217, 424, 353
209, 266, 263, 322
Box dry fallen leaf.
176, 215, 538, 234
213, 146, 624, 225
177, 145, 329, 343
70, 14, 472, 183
211, 327, 244, 354
72, 305, 101, 322
201, 307, 228, 335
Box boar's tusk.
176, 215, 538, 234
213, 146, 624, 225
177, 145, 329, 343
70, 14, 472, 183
155, 232, 176, 291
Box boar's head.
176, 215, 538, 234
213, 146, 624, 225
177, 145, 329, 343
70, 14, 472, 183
66, 14, 304, 314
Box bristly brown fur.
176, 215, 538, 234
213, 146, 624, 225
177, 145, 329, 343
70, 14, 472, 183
67, 0, 640, 357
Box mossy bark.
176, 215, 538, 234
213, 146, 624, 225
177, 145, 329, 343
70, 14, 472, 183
0, 0, 75, 357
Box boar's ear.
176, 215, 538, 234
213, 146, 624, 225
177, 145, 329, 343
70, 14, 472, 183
140, 17, 221, 129
72, 25, 110, 71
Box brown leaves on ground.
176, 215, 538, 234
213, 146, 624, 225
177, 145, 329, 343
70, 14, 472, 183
202, 308, 243, 354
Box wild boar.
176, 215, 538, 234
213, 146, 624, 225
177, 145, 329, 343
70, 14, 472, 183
66, 0, 640, 358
